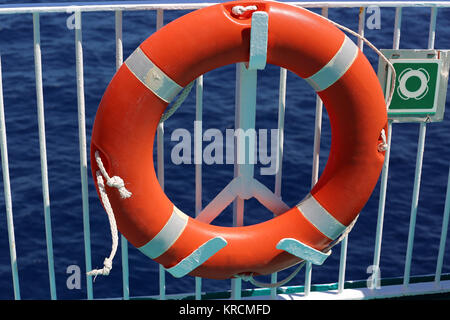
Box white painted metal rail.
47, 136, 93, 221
0, 1, 449, 301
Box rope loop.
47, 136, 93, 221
87, 151, 131, 278
235, 261, 306, 288
231, 5, 258, 16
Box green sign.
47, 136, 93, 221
386, 59, 441, 116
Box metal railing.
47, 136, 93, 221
0, 1, 449, 300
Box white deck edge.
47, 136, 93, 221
243, 280, 450, 300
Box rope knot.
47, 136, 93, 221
86, 258, 113, 277
102, 258, 113, 274
107, 176, 132, 199
95, 151, 132, 199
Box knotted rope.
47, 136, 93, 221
86, 151, 132, 278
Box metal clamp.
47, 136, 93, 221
276, 238, 331, 266
248, 11, 269, 70
165, 237, 227, 278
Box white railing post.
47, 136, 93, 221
231, 63, 257, 299
305, 6, 329, 297
155, 8, 167, 301
337, 6, 366, 294
74, 10, 93, 300
403, 6, 437, 289
371, 6, 402, 291
403, 122, 426, 288
0, 55, 21, 300
195, 75, 204, 300
33, 12, 57, 300
270, 67, 287, 299
114, 9, 130, 301
435, 165, 450, 286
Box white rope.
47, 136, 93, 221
378, 128, 388, 152
236, 261, 306, 288
231, 5, 257, 16
94, 151, 132, 199
87, 151, 132, 278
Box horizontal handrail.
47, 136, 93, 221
0, 1, 449, 15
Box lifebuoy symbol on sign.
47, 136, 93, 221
397, 68, 430, 100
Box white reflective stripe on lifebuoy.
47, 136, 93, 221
138, 206, 188, 259
125, 47, 183, 103
296, 194, 346, 240
305, 36, 359, 92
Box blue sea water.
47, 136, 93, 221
0, 0, 449, 300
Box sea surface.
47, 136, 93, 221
0, 0, 449, 300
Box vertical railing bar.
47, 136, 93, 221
356, 7, 366, 48
429, 8, 444, 284
304, 5, 329, 298
230, 198, 244, 299
337, 237, 348, 293
33, 12, 57, 300
403, 122, 426, 288
371, 6, 402, 291
0, 55, 21, 300
115, 10, 123, 72
435, 166, 450, 286
371, 122, 392, 287
392, 7, 403, 50
194, 75, 203, 300
403, 6, 437, 289
274, 68, 287, 198
353, 1, 366, 133
230, 62, 257, 299
231, 63, 243, 300
155, 8, 166, 301
303, 261, 312, 296
74, 10, 93, 300
427, 7, 438, 50
115, 9, 129, 301
270, 67, 287, 299
310, 6, 327, 189
337, 6, 365, 294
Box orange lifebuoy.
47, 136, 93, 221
90, 0, 387, 280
